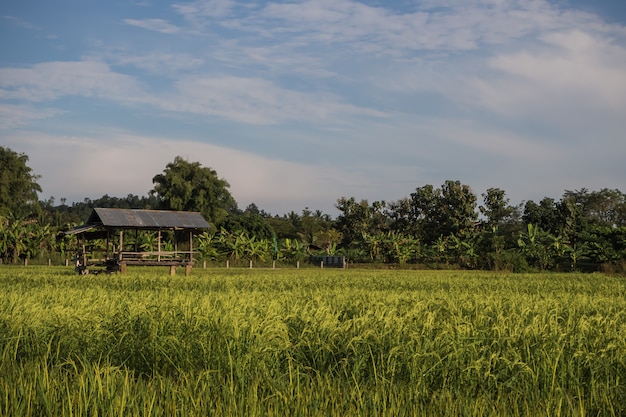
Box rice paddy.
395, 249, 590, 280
1, 266, 625, 416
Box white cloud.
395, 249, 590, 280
173, 0, 240, 19
111, 52, 204, 75
0, 104, 63, 129
457, 28, 626, 133
489, 30, 626, 110
160, 75, 385, 124
2, 15, 41, 31
123, 18, 182, 34
1, 0, 625, 214
0, 61, 145, 102
0, 60, 382, 125
235, 0, 617, 56
3, 132, 369, 214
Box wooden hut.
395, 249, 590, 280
66, 208, 211, 275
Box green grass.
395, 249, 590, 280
1, 266, 625, 416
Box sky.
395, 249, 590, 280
1, 0, 625, 216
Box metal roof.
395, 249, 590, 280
84, 208, 211, 229
64, 224, 98, 236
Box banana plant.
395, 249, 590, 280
280, 238, 307, 263
518, 223, 553, 270
197, 231, 222, 261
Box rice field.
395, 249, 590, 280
1, 266, 625, 416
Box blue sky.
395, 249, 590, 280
1, 0, 625, 215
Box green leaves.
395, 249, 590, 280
0, 146, 42, 218
151, 156, 236, 226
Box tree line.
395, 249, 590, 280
1, 147, 625, 272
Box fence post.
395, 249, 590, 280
296, 261, 299, 269
249, 259, 253, 269
226, 260, 229, 269
320, 261, 323, 269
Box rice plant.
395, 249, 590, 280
0, 266, 625, 416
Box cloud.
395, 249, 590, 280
161, 75, 386, 124
452, 28, 626, 140
110, 52, 204, 75
0, 61, 145, 102
4, 132, 368, 214
1, 15, 41, 31
123, 18, 182, 34
0, 104, 63, 130
1, 0, 625, 214
173, 0, 240, 19
0, 59, 382, 125
487, 30, 626, 112
223, 0, 616, 56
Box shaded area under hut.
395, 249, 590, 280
66, 208, 211, 275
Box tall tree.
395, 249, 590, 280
151, 157, 237, 226
409, 180, 478, 244
0, 147, 42, 217
522, 198, 560, 235
335, 198, 388, 247
562, 188, 626, 227
480, 187, 514, 229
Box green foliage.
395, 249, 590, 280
1, 268, 625, 416
480, 187, 514, 228
335, 198, 388, 247
0, 147, 42, 218
151, 156, 236, 226
0, 214, 55, 263
409, 180, 478, 245
3, 146, 625, 272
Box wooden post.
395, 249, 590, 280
119, 230, 124, 260
189, 231, 193, 263
320, 261, 324, 268
48, 259, 51, 266
158, 230, 161, 262
296, 261, 299, 269
203, 260, 206, 268
185, 264, 192, 276
170, 265, 176, 276
272, 260, 276, 269
249, 259, 252, 269
120, 262, 127, 275
106, 230, 110, 261
226, 260, 229, 269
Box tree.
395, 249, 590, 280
151, 157, 237, 226
221, 204, 275, 241
335, 198, 388, 248
522, 198, 560, 235
517, 223, 553, 270
480, 188, 513, 229
0, 147, 42, 218
562, 188, 626, 227
409, 180, 478, 244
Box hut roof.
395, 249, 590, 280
67, 208, 210, 234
